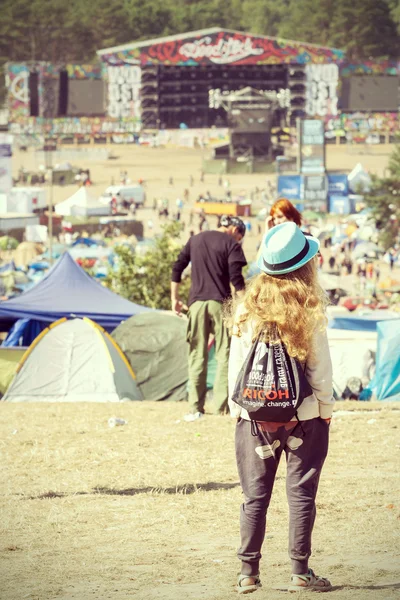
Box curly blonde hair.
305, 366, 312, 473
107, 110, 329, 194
227, 259, 328, 362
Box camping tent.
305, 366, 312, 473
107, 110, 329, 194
0, 347, 25, 397
0, 251, 150, 338
3, 318, 142, 402
112, 312, 188, 401
55, 187, 109, 217
327, 328, 377, 396
328, 311, 400, 332
369, 320, 400, 401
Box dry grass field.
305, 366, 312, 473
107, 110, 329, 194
1, 401, 399, 600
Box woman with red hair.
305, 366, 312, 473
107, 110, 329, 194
267, 198, 302, 229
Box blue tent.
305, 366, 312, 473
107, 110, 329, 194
329, 312, 400, 332
0, 252, 151, 336
0, 261, 16, 273
369, 321, 400, 401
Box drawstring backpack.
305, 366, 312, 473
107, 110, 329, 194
231, 330, 312, 423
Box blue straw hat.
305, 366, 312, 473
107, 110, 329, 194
257, 222, 320, 275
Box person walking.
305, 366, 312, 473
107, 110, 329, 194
171, 216, 247, 420
389, 249, 396, 271
228, 222, 334, 593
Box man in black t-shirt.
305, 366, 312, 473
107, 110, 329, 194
171, 216, 247, 420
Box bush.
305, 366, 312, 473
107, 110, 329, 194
0, 236, 19, 251
105, 222, 191, 310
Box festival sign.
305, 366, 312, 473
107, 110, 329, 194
305, 63, 339, 117
99, 30, 345, 67
302, 174, 328, 212
298, 119, 326, 174
7, 63, 30, 122
107, 65, 141, 119
327, 173, 348, 197
277, 175, 303, 210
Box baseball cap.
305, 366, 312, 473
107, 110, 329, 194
220, 215, 246, 237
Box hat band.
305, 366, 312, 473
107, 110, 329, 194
263, 239, 310, 272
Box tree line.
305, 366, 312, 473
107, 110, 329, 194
1, 0, 399, 82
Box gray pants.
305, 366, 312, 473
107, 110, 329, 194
235, 417, 329, 576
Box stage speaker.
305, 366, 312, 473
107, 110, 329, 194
228, 108, 274, 133
58, 70, 69, 116
29, 72, 39, 117
231, 131, 270, 146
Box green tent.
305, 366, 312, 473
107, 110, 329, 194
112, 312, 189, 401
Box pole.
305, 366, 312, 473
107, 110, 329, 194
44, 132, 55, 265
48, 159, 53, 265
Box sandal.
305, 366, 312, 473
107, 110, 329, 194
288, 568, 332, 592
236, 574, 262, 594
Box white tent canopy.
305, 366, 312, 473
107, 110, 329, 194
56, 187, 109, 217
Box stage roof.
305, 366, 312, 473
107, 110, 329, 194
98, 28, 345, 67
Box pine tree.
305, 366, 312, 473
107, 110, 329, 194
364, 145, 400, 250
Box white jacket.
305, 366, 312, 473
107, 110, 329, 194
228, 317, 334, 421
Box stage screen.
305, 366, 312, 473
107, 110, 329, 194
67, 80, 106, 116
340, 76, 399, 111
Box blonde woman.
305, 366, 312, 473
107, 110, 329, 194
228, 222, 334, 594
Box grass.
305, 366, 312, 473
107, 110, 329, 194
0, 401, 399, 600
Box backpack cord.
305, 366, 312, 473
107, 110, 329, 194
291, 411, 305, 437
250, 419, 259, 437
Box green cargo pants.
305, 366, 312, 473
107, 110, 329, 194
186, 300, 230, 415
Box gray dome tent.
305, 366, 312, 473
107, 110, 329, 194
3, 318, 142, 402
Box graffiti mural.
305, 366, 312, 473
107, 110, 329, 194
7, 64, 30, 121
66, 64, 104, 79
305, 63, 339, 117
9, 116, 141, 136
99, 30, 345, 67
325, 112, 399, 139
340, 61, 399, 77
107, 66, 141, 118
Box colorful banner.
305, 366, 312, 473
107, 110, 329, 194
299, 119, 326, 174
66, 64, 104, 79
100, 30, 345, 67
7, 63, 30, 122
340, 61, 399, 77
9, 116, 141, 135
325, 112, 399, 139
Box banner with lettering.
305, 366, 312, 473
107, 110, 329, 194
277, 175, 304, 211
327, 173, 349, 196
100, 31, 344, 67
298, 119, 326, 174
302, 174, 328, 212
